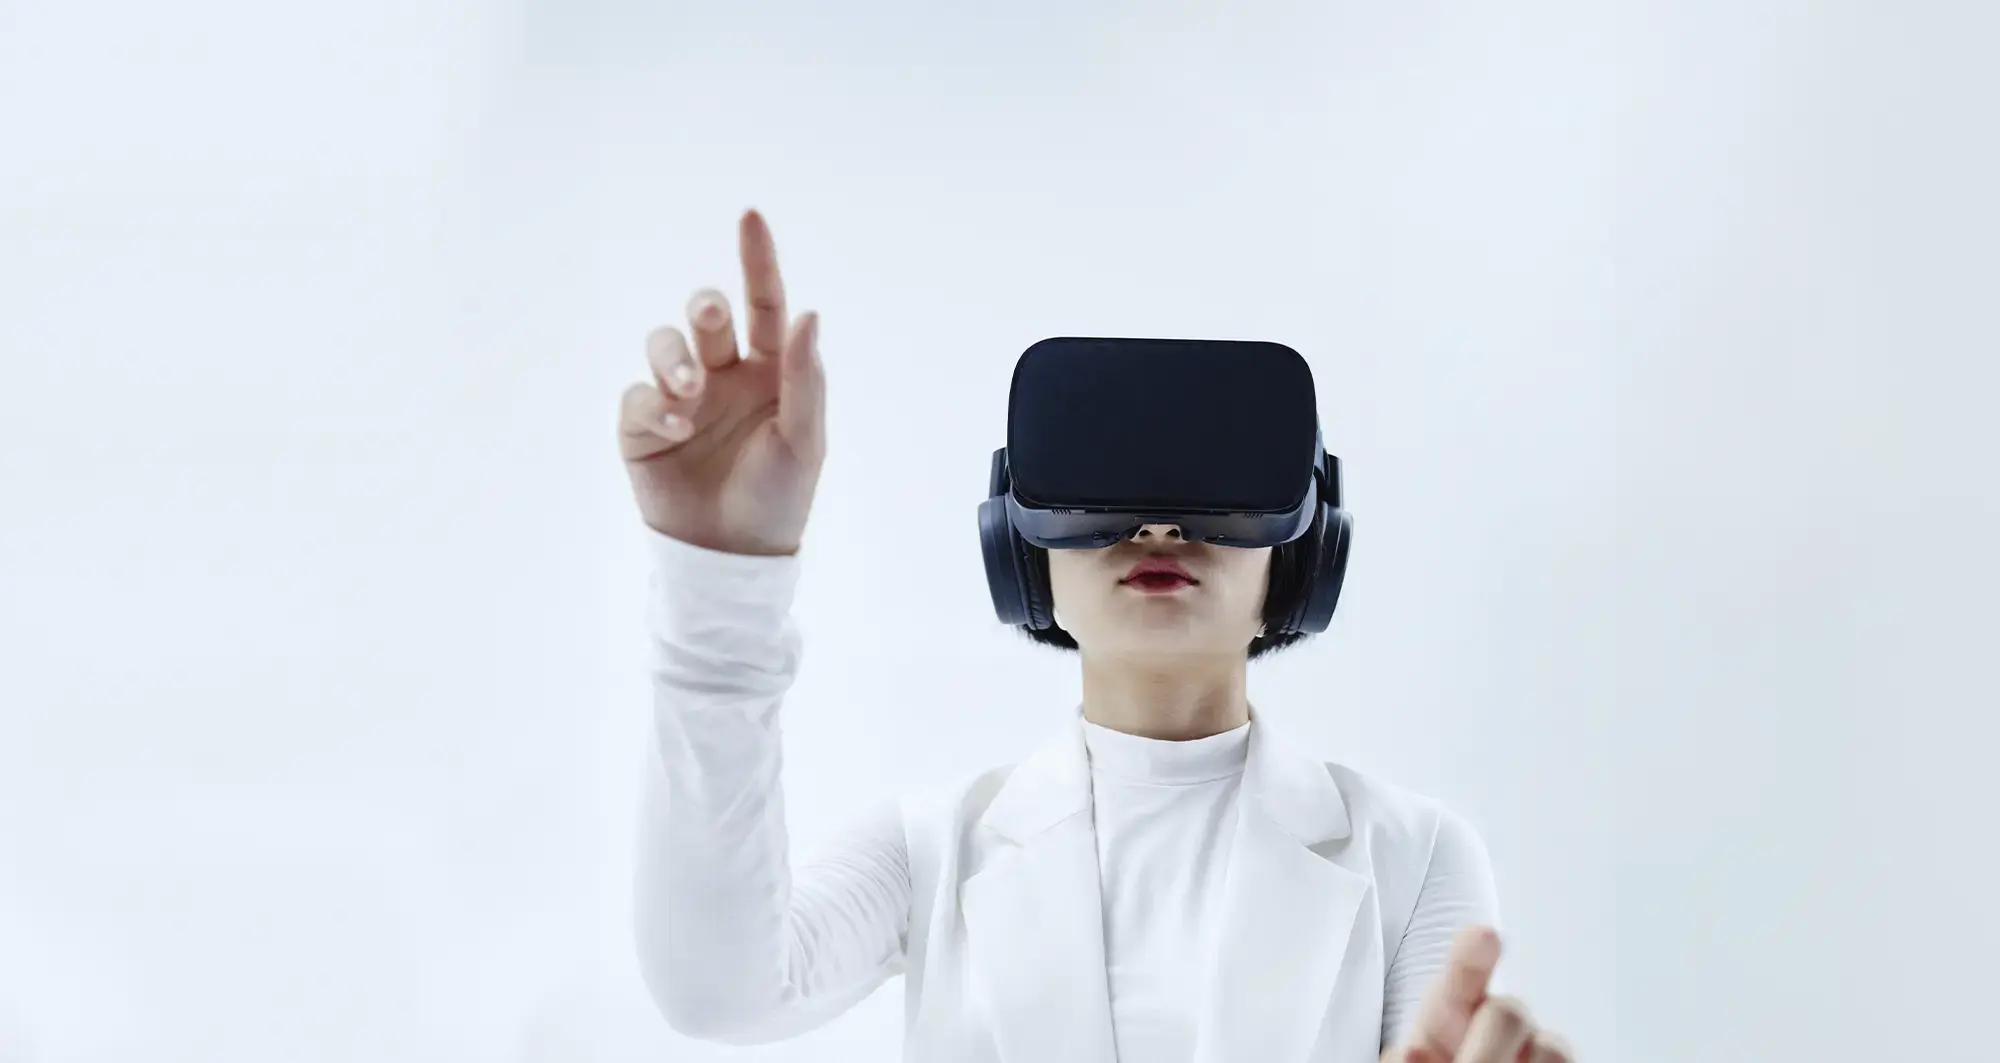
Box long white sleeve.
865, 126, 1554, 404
633, 529, 910, 1045
1379, 807, 1502, 1049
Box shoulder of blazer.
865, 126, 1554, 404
1320, 761, 1489, 945
1321, 760, 1454, 861
892, 760, 1020, 880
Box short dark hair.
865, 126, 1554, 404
1017, 539, 1318, 660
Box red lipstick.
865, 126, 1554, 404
1121, 555, 1196, 593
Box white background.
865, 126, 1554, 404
2, 1, 1996, 1060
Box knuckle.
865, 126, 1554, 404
1479, 996, 1531, 1034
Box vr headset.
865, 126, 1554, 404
979, 337, 1353, 635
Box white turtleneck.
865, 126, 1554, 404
1082, 719, 1251, 1063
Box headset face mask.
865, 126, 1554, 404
979, 337, 1353, 635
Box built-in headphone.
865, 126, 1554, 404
978, 450, 1352, 635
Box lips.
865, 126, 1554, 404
1121, 556, 1196, 589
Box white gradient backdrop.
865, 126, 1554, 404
2, 2, 1994, 1061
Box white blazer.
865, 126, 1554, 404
635, 531, 1500, 1063
905, 713, 1497, 1063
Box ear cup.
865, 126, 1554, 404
1017, 537, 1056, 631
1274, 503, 1351, 635
981, 448, 1057, 631
979, 496, 1033, 626
1286, 506, 1351, 634
980, 497, 1059, 630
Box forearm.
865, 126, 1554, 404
636, 666, 798, 1038
633, 531, 905, 1043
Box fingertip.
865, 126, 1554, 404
1457, 923, 1502, 962
687, 288, 729, 330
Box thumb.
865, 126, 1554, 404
776, 311, 824, 454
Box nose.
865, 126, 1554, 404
1134, 523, 1184, 541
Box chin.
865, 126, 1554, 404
1096, 609, 1243, 657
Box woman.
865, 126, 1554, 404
618, 210, 1576, 1063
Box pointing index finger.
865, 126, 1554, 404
1410, 925, 1502, 1055
740, 209, 787, 358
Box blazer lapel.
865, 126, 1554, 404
961, 720, 1117, 1063
1193, 713, 1370, 1063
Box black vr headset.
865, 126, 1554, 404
979, 337, 1353, 635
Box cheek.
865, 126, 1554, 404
1225, 549, 1276, 614
1044, 551, 1105, 622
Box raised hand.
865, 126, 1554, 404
1382, 926, 1574, 1063
618, 210, 826, 556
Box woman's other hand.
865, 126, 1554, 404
1383, 926, 1576, 1063
618, 209, 826, 556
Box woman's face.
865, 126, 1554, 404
1044, 524, 1272, 659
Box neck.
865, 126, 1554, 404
1079, 650, 1251, 741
